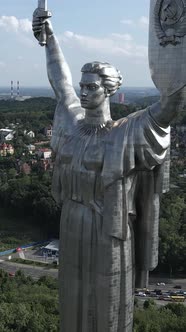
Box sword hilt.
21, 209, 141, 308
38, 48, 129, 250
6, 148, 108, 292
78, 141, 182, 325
33, 8, 52, 47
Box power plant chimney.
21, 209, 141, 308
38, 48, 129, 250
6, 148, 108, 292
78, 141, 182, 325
11, 81, 14, 99
17, 81, 20, 97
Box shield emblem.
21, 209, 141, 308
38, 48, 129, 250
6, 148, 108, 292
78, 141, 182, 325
149, 0, 186, 95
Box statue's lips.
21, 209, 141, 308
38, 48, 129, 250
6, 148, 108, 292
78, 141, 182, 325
80, 99, 88, 103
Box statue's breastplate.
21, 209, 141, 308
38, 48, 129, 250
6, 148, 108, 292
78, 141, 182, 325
59, 133, 105, 205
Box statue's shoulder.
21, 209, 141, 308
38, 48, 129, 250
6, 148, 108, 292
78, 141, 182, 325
126, 108, 147, 120
112, 108, 148, 129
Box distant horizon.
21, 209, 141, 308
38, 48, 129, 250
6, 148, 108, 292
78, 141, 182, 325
0, 85, 157, 90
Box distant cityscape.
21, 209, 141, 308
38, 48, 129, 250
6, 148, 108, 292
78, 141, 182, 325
0, 85, 159, 103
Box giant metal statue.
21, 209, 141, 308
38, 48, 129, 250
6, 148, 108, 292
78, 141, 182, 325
32, 0, 185, 331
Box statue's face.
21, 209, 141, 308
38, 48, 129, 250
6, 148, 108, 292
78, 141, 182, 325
79, 73, 106, 109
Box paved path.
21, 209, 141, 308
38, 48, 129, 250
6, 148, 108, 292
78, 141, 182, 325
1, 258, 186, 309
137, 276, 186, 307
137, 295, 186, 307
0, 260, 58, 280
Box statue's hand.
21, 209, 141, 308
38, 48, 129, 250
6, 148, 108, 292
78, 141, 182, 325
156, 86, 186, 127
32, 9, 53, 44
161, 86, 185, 109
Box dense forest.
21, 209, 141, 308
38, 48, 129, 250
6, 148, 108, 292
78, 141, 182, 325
134, 299, 186, 332
0, 269, 59, 332
1, 269, 186, 332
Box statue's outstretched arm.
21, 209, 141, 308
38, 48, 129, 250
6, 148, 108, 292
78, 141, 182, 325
32, 14, 79, 105
149, 88, 185, 127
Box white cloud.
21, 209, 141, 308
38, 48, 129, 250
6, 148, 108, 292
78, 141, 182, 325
60, 31, 147, 58
111, 33, 133, 41
120, 19, 134, 25
62, 32, 116, 53
19, 19, 32, 33
0, 16, 19, 32
0, 16, 32, 33
120, 16, 149, 29
0, 16, 34, 48
64, 31, 74, 38
139, 16, 149, 27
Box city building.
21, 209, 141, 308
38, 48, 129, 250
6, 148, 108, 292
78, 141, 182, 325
41, 159, 53, 171
118, 92, 125, 104
36, 148, 52, 159
43, 240, 59, 256
26, 144, 36, 154
0, 129, 14, 141
0, 143, 14, 156
44, 125, 52, 138
24, 130, 35, 138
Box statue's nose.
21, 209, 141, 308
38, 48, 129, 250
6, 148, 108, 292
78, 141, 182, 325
81, 87, 88, 96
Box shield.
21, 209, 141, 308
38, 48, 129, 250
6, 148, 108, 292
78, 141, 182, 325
149, 0, 186, 95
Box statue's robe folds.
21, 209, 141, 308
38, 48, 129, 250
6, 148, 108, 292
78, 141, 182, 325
51, 98, 170, 332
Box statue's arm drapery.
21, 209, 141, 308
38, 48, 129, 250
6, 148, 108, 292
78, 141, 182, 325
102, 106, 170, 186
149, 88, 184, 128
46, 35, 84, 153
131, 107, 170, 172
102, 107, 170, 281
128, 107, 170, 275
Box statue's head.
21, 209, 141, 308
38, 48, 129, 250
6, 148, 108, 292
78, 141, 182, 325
79, 61, 123, 110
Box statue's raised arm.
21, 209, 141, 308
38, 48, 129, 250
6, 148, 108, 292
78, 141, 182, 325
32, 12, 80, 103
148, 0, 186, 128
32, 8, 84, 152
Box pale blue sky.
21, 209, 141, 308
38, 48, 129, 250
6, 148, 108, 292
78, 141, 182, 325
0, 0, 154, 87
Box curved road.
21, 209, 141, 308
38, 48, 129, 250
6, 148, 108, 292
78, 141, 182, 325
0, 260, 58, 280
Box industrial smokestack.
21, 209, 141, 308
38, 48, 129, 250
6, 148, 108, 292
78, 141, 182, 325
17, 81, 20, 97
11, 81, 14, 99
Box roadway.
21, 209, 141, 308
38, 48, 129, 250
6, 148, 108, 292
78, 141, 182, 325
0, 259, 58, 280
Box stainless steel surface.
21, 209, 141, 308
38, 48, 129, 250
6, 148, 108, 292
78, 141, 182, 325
32, 3, 185, 331
154, 0, 186, 46
33, 0, 52, 46
38, 0, 47, 10
149, 0, 186, 95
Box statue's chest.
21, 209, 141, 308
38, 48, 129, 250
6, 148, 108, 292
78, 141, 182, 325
60, 134, 105, 172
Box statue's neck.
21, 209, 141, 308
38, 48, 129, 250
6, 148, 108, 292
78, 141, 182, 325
84, 100, 111, 125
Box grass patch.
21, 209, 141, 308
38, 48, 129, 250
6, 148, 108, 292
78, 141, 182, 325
0, 208, 46, 251
11, 257, 58, 269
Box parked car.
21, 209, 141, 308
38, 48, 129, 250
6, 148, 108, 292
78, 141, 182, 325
135, 288, 149, 295
174, 285, 182, 289
156, 282, 165, 286
154, 289, 162, 295
136, 292, 147, 297
169, 291, 178, 296
163, 296, 171, 301
8, 272, 15, 277
158, 294, 171, 301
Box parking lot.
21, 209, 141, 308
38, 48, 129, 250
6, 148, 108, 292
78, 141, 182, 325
1, 248, 186, 307
136, 276, 186, 305
0, 259, 58, 280
14, 247, 59, 264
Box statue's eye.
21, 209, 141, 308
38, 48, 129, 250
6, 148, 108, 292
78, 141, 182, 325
88, 85, 97, 90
